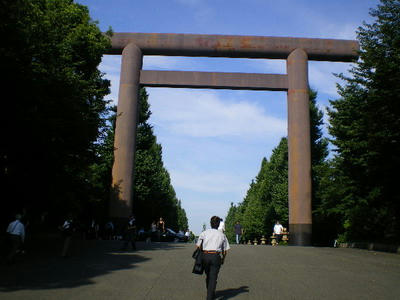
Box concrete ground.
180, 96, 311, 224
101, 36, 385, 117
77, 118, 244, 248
1, 240, 400, 299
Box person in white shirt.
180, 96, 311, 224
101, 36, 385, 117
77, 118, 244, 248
217, 218, 225, 233
6, 214, 25, 263
60, 216, 75, 257
184, 229, 191, 242
273, 221, 284, 244
196, 216, 230, 300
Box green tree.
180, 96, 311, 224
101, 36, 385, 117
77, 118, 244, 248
224, 202, 239, 243
226, 89, 329, 243
327, 0, 400, 242
1, 0, 111, 226
133, 89, 188, 231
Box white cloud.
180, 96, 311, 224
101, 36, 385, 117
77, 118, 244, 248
170, 168, 248, 194
309, 61, 353, 97
147, 88, 286, 139
313, 21, 358, 40
249, 59, 286, 74
143, 56, 185, 70
99, 55, 122, 104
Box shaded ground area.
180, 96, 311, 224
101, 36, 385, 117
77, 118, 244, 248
1, 240, 400, 299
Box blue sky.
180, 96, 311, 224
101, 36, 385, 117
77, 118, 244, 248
77, 0, 379, 234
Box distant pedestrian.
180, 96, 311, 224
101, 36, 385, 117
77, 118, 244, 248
151, 221, 157, 241
121, 215, 137, 251
217, 218, 225, 233
196, 216, 230, 300
234, 221, 243, 244
185, 229, 190, 242
104, 221, 114, 240
273, 221, 284, 244
157, 217, 165, 241
157, 217, 165, 232
88, 219, 100, 240
6, 214, 25, 263
60, 215, 74, 257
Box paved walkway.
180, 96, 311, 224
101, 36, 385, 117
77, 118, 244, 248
1, 240, 400, 299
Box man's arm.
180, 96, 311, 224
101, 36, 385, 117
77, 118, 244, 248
196, 233, 204, 248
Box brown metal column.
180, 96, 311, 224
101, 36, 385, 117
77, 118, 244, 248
287, 48, 312, 246
110, 43, 142, 218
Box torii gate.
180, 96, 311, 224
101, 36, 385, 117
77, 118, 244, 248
105, 33, 359, 246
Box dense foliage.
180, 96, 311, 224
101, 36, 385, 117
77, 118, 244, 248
226, 0, 400, 245
1, 0, 111, 228
133, 89, 188, 231
322, 0, 400, 243
225, 90, 328, 243
0, 0, 187, 233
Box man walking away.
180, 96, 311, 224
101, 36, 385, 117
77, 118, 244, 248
196, 216, 230, 300
234, 221, 243, 244
6, 214, 25, 264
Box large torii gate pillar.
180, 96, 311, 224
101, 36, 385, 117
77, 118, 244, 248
287, 49, 312, 245
106, 33, 359, 245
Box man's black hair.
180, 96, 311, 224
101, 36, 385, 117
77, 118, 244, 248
210, 216, 221, 229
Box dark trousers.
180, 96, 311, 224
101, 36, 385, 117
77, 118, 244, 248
202, 253, 222, 300
275, 234, 282, 243
122, 230, 136, 250
61, 235, 72, 257
7, 234, 22, 263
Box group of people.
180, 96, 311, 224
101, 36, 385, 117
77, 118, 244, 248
150, 217, 166, 242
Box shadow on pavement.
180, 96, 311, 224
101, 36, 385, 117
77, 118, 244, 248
0, 239, 184, 292
215, 285, 250, 299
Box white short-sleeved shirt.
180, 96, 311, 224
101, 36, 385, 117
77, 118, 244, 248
7, 220, 25, 242
196, 229, 230, 252
274, 224, 283, 235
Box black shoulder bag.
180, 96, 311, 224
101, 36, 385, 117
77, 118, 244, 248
192, 240, 204, 275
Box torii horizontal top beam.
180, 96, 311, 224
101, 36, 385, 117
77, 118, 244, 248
106, 32, 359, 62
140, 70, 288, 91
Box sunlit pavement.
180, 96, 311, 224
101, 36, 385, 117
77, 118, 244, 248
1, 240, 400, 299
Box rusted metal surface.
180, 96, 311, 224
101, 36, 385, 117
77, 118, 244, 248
106, 33, 359, 62
140, 70, 288, 91
287, 48, 312, 246
289, 224, 312, 246
110, 43, 142, 218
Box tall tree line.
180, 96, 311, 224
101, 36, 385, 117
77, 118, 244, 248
225, 0, 400, 245
319, 0, 400, 243
90, 88, 188, 231
225, 91, 329, 243
0, 0, 187, 233
133, 89, 188, 231
1, 0, 111, 229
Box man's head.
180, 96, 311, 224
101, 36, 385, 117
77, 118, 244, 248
210, 216, 221, 229
276, 221, 280, 225
236, 221, 240, 224
15, 214, 22, 220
